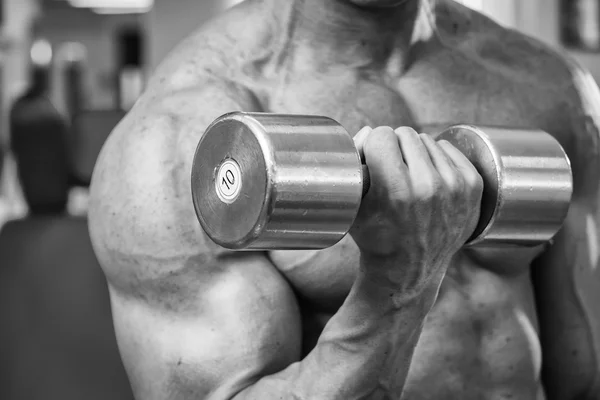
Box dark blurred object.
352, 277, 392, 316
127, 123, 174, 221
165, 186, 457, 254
70, 109, 126, 186
0, 48, 134, 400
0, 138, 4, 182
9, 64, 70, 214
0, 0, 4, 177
0, 75, 3, 181
65, 58, 86, 120
117, 26, 144, 110
118, 26, 143, 68
0, 217, 135, 400
561, 0, 600, 51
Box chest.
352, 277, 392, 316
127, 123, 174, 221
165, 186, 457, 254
259, 54, 561, 303
250, 51, 564, 138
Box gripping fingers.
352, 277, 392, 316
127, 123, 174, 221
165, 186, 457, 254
394, 127, 435, 175
363, 126, 408, 194
354, 126, 373, 163
419, 134, 458, 187
437, 140, 484, 190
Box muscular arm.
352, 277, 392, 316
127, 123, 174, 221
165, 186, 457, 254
532, 62, 600, 400
89, 31, 435, 400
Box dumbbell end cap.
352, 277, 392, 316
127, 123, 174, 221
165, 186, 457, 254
440, 125, 573, 247
191, 112, 274, 249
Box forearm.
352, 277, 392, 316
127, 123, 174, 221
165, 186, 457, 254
235, 255, 440, 400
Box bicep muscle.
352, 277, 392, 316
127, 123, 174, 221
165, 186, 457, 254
110, 254, 302, 400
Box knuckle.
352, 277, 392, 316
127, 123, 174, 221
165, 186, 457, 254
434, 165, 459, 192
439, 139, 459, 154
395, 127, 422, 149
427, 135, 444, 148
466, 170, 484, 192
364, 126, 395, 152
445, 174, 462, 194
413, 176, 441, 200
437, 139, 452, 148
372, 126, 395, 136
363, 128, 383, 152
395, 126, 419, 136
416, 138, 429, 152
388, 183, 410, 204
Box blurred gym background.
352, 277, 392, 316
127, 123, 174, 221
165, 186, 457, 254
0, 0, 598, 399
0, 0, 243, 221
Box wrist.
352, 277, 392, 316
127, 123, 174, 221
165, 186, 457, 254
356, 252, 447, 308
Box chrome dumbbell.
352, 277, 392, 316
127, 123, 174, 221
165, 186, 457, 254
191, 112, 573, 250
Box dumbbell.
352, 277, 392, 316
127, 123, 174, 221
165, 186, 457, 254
191, 112, 573, 250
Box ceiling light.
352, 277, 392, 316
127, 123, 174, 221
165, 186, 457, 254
68, 0, 153, 9
92, 6, 152, 14
31, 39, 53, 66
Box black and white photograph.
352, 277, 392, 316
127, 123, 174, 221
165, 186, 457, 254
0, 1, 599, 399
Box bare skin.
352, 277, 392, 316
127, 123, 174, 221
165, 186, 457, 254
89, 0, 600, 399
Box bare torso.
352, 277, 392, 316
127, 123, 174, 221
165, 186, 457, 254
207, 1, 575, 398
285, 251, 544, 399
91, 1, 593, 399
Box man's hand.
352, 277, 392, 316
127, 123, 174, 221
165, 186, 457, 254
351, 126, 483, 292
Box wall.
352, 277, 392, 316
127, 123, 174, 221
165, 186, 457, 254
2, 0, 39, 130
39, 3, 144, 111
0, 0, 40, 219
41, 0, 240, 109
1, 2, 146, 221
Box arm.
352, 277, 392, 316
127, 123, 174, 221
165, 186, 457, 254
89, 40, 444, 399
532, 62, 600, 400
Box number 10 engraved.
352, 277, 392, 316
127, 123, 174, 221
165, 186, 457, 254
216, 159, 242, 203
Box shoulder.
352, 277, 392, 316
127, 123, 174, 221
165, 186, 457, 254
445, 2, 597, 131
439, 2, 599, 195
458, 3, 591, 97
484, 27, 600, 192
481, 25, 600, 200
440, 1, 575, 88
146, 0, 273, 96
482, 28, 599, 131
89, 2, 271, 292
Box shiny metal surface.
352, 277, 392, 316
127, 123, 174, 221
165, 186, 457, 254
438, 125, 573, 247
191, 112, 363, 250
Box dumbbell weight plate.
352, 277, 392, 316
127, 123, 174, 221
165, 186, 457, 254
438, 125, 573, 247
191, 112, 364, 250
